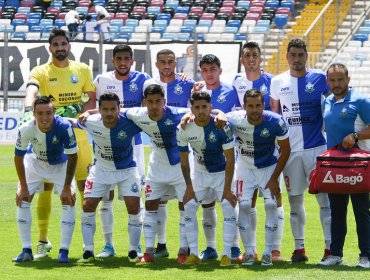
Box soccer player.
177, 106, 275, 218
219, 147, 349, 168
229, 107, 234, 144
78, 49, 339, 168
177, 91, 237, 267
13, 96, 77, 263
143, 49, 195, 258
226, 89, 290, 266
21, 28, 95, 259
93, 44, 150, 258
319, 63, 370, 268
71, 93, 143, 263
196, 54, 242, 261
122, 84, 192, 264
232, 42, 285, 261
270, 38, 331, 262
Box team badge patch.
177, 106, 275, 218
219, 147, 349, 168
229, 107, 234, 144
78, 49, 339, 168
208, 131, 216, 143
130, 82, 138, 92
305, 82, 314, 93
130, 182, 139, 193
261, 84, 267, 95
217, 94, 226, 103
70, 74, 79, 84
117, 130, 127, 140
164, 119, 174, 126
340, 107, 348, 117
260, 128, 270, 137
52, 135, 59, 144
174, 84, 183, 95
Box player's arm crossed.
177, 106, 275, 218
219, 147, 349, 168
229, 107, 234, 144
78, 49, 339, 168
222, 148, 237, 207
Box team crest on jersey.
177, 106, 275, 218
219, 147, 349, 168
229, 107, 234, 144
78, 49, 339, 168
261, 84, 267, 95
340, 107, 348, 117
164, 119, 174, 126
260, 128, 270, 138
31, 137, 39, 145
279, 120, 288, 133
174, 84, 183, 95
225, 127, 233, 139
217, 94, 226, 103
117, 130, 127, 140
52, 135, 59, 144
305, 82, 314, 93
130, 82, 138, 92
130, 182, 139, 193
208, 131, 217, 143
70, 75, 79, 84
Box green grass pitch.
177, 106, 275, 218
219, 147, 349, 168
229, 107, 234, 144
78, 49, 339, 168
0, 144, 367, 279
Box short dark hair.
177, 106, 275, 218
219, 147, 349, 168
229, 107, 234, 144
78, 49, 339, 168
48, 28, 69, 44
327, 63, 349, 77
243, 89, 264, 105
199, 54, 221, 68
98, 93, 120, 107
144, 84, 165, 98
156, 49, 175, 60
33, 96, 53, 110
86, 14, 92, 21
287, 38, 307, 53
242, 41, 261, 55
190, 91, 211, 105
113, 44, 133, 58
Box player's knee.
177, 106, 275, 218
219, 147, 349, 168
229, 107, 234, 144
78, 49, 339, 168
239, 199, 252, 213
264, 198, 277, 212
221, 200, 236, 218
83, 199, 98, 212
126, 198, 141, 215
184, 199, 199, 217
316, 193, 330, 208
145, 199, 160, 211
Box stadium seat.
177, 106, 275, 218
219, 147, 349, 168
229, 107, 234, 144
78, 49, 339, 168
176, 32, 190, 41
180, 25, 194, 33
119, 25, 134, 33
132, 6, 146, 17
209, 25, 224, 33
195, 25, 209, 33
125, 18, 139, 27
17, 7, 30, 14
183, 19, 197, 28
151, 25, 166, 33
47, 7, 60, 16
220, 32, 234, 42
219, 7, 233, 17
110, 19, 124, 28
276, 7, 290, 16
147, 6, 161, 15
54, 18, 65, 28
200, 13, 215, 21
115, 12, 128, 21
165, 0, 178, 10
231, 13, 244, 21
154, 19, 168, 27
350, 38, 364, 46
51, 1, 64, 8
145, 13, 157, 21
249, 6, 263, 15
169, 18, 183, 27
188, 13, 201, 22
166, 25, 180, 32
280, 0, 294, 12
26, 31, 41, 40
161, 32, 175, 40
75, 7, 88, 15
20, 1, 34, 8
12, 18, 25, 27
190, 6, 203, 15
139, 18, 153, 28
30, 24, 43, 32
234, 33, 247, 41
265, 0, 279, 9
11, 31, 26, 40
212, 19, 226, 27
13, 12, 27, 20
176, 6, 189, 14
274, 13, 288, 29
216, 13, 229, 22
245, 12, 260, 21
205, 33, 220, 42
224, 26, 238, 33
130, 32, 147, 41
227, 19, 241, 28
173, 13, 187, 20
157, 12, 171, 22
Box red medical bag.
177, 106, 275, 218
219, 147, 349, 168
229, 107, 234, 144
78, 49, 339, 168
309, 147, 370, 194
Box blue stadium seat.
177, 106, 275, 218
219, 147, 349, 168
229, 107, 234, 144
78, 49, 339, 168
237, 1, 250, 9
280, 0, 294, 12
114, 33, 131, 41
6, 0, 20, 8
358, 26, 370, 35
198, 19, 212, 28
12, 18, 25, 27
17, 7, 30, 14
50, 1, 63, 8
176, 32, 190, 41
76, 7, 88, 15
30, 25, 43, 32
253, 26, 269, 33
256, 19, 271, 28
363, 20, 370, 27
119, 26, 135, 33
147, 6, 161, 15
176, 6, 189, 14
165, 0, 179, 10
154, 19, 168, 27
54, 19, 66, 28
353, 34, 368, 44
274, 13, 288, 29
39, 18, 53, 28
157, 13, 171, 22
266, 0, 279, 9
27, 18, 40, 28
110, 19, 124, 28
28, 12, 42, 20
125, 19, 139, 27
12, 31, 26, 40
93, 1, 106, 7
162, 32, 175, 40
224, 26, 238, 33
180, 26, 194, 33
151, 25, 166, 33
227, 19, 241, 28
234, 33, 247, 41
183, 19, 197, 27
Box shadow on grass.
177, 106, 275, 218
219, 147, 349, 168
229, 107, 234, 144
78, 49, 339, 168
12, 257, 366, 272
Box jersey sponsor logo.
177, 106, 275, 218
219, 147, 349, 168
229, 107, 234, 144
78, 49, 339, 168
174, 84, 183, 95
286, 116, 311, 126
48, 95, 56, 102
280, 86, 290, 93
70, 74, 79, 84
130, 82, 138, 92
106, 86, 115, 90
322, 170, 363, 186
305, 82, 314, 93
188, 136, 198, 141
49, 78, 57, 82
238, 85, 247, 90
282, 105, 290, 112
139, 121, 150, 125
164, 119, 174, 126
130, 182, 139, 193
260, 128, 270, 138
240, 147, 254, 157
92, 130, 102, 135
208, 131, 216, 143
117, 130, 127, 141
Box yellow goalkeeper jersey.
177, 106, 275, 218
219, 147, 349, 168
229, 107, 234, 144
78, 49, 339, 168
27, 60, 95, 108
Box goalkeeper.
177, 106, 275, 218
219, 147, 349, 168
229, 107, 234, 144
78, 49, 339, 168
20, 29, 96, 259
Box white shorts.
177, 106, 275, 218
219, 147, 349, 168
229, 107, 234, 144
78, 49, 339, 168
235, 164, 276, 201
144, 164, 186, 202
283, 145, 326, 196
23, 155, 76, 196
193, 170, 234, 204
84, 165, 141, 200
134, 142, 145, 186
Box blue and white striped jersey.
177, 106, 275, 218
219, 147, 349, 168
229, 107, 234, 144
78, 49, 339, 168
77, 113, 141, 171
177, 117, 234, 173
144, 75, 195, 108
227, 110, 289, 169
15, 116, 77, 164
233, 70, 273, 111
324, 88, 370, 150
270, 70, 328, 152
204, 83, 241, 113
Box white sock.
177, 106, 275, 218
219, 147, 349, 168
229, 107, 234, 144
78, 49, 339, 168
238, 199, 253, 255
60, 205, 75, 250
273, 206, 284, 251
221, 200, 237, 258
179, 210, 188, 251
143, 210, 157, 253
264, 198, 278, 255
289, 194, 305, 249
184, 199, 199, 256
17, 201, 32, 249
316, 193, 331, 249
81, 211, 96, 252
232, 203, 240, 248
202, 206, 217, 249
250, 207, 257, 252
128, 211, 143, 251
157, 204, 168, 244
99, 200, 114, 245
